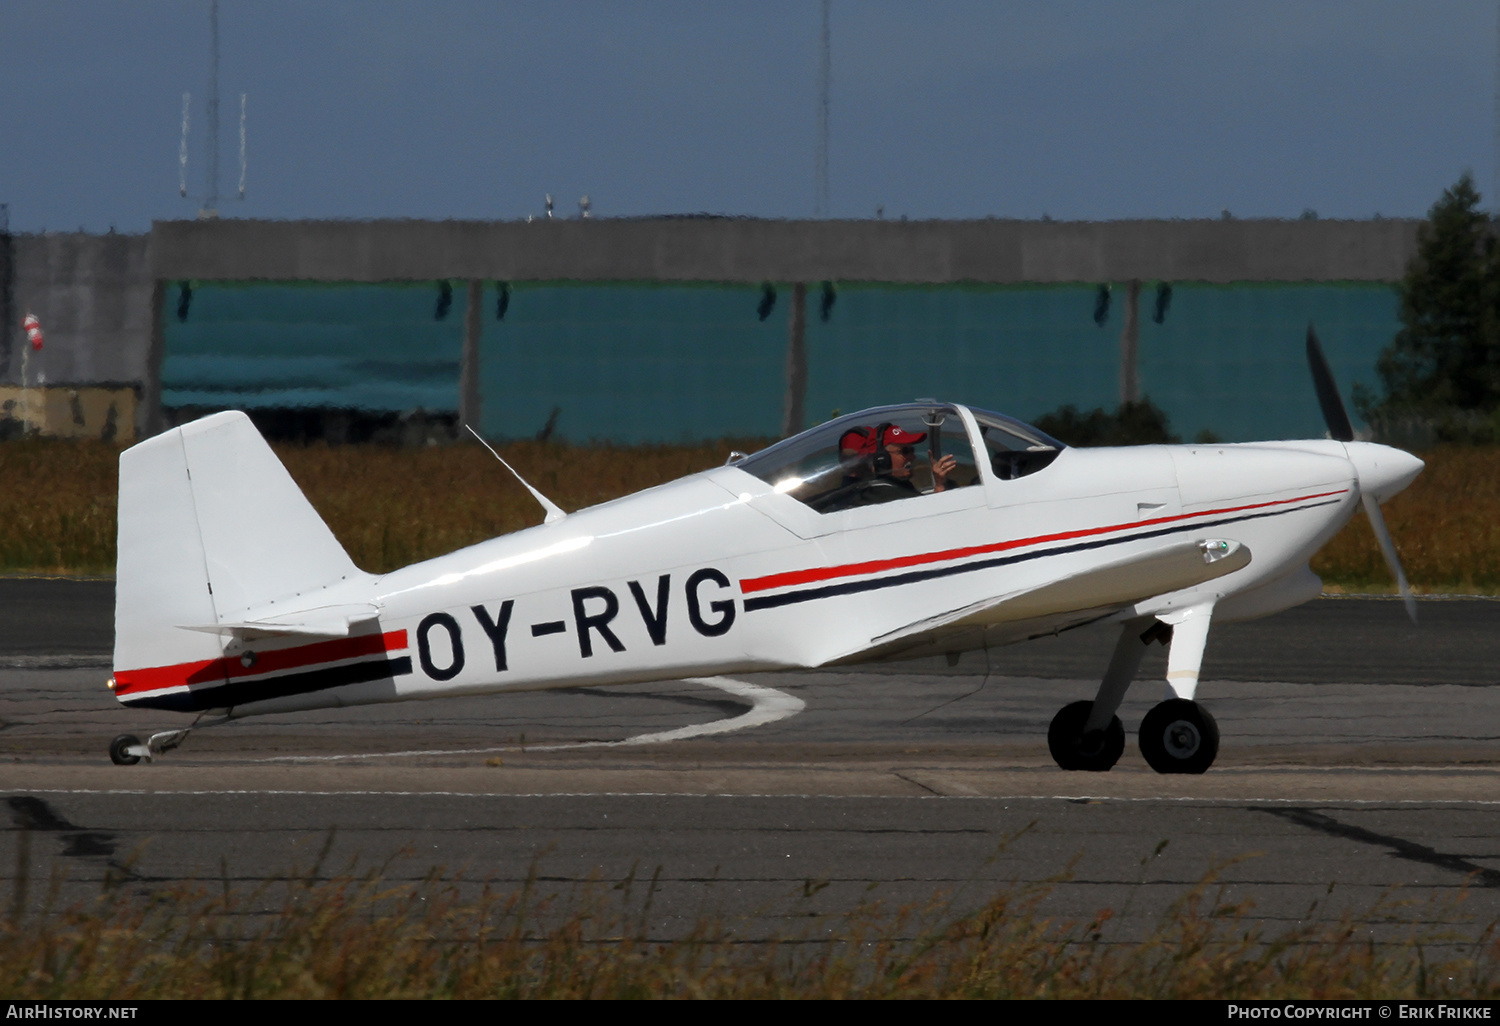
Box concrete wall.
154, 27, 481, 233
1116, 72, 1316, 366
0, 385, 138, 442
2, 232, 153, 385
150, 217, 1424, 285
0, 218, 1429, 442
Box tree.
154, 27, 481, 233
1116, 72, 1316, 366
1358, 173, 1500, 441
1033, 397, 1181, 446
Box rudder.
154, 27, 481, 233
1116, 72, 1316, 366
114, 412, 366, 678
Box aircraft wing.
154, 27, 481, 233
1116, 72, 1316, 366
829, 538, 1250, 664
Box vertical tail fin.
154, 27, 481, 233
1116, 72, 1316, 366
114, 412, 367, 675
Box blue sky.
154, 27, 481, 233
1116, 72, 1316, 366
1, 1, 1495, 232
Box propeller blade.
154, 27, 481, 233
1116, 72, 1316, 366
1306, 324, 1355, 442
1308, 327, 1413, 618
1361, 492, 1416, 623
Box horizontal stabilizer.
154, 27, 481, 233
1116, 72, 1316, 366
839, 538, 1250, 664
180, 602, 381, 639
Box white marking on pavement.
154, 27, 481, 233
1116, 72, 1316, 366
12, 791, 1500, 806
255, 676, 806, 763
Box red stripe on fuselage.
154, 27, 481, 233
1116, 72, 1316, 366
739, 489, 1349, 595
114, 630, 409, 698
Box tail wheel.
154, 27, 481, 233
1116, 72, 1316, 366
1047, 700, 1125, 772
1139, 699, 1220, 774
109, 734, 142, 766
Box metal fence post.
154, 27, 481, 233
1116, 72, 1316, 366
782, 282, 807, 437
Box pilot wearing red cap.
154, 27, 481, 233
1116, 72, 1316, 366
812, 422, 958, 511
876, 423, 956, 495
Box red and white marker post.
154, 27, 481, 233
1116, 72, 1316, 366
20, 312, 43, 434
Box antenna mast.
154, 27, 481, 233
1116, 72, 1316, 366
179, 93, 191, 197
181, 0, 245, 214
238, 92, 247, 199
201, 0, 220, 217
815, 0, 831, 218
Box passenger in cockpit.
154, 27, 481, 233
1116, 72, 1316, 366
838, 427, 877, 483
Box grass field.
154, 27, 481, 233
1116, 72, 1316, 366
4, 857, 1495, 999
0, 437, 1491, 591
0, 436, 750, 577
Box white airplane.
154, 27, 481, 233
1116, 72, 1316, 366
106, 330, 1423, 774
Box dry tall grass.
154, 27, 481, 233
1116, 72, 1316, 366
281, 438, 755, 573
3, 859, 1495, 1000
2, 438, 1497, 591
0, 437, 751, 577
0, 437, 117, 574
1310, 446, 1500, 593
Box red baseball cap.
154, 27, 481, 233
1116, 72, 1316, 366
839, 428, 877, 455
878, 424, 927, 447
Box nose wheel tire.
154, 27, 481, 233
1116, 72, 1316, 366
1139, 699, 1219, 774
109, 734, 142, 766
1048, 700, 1125, 772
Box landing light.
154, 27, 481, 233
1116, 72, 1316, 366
1200, 539, 1233, 564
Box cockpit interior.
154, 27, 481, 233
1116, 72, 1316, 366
732, 402, 1064, 513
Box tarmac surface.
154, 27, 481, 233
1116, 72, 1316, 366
5, 578, 1500, 945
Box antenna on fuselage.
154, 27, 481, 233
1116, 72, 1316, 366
465, 424, 567, 524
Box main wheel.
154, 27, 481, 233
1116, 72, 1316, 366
109, 734, 142, 766
1047, 700, 1125, 772
1138, 699, 1220, 774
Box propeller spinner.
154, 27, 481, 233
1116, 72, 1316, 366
1305, 325, 1418, 622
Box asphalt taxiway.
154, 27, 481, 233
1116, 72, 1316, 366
5, 579, 1500, 943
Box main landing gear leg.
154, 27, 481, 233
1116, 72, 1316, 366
1139, 604, 1220, 775
1047, 617, 1152, 772
109, 712, 229, 766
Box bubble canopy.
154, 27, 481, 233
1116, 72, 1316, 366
733, 402, 1063, 513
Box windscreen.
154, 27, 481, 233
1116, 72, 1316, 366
736, 404, 979, 512
968, 407, 1064, 480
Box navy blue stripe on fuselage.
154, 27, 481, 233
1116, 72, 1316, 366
741, 498, 1344, 613
120, 656, 414, 713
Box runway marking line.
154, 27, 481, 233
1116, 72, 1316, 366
11, 791, 1500, 806
253, 676, 807, 763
